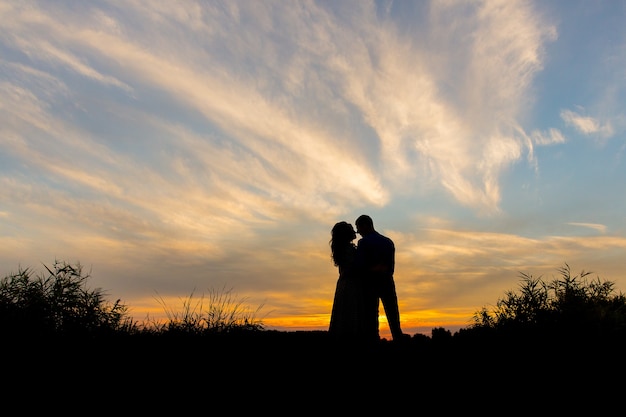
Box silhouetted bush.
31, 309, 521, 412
0, 259, 267, 340
0, 260, 136, 338
469, 263, 626, 345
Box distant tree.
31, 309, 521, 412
431, 326, 452, 342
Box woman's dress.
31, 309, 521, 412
328, 245, 368, 340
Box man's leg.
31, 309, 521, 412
380, 278, 403, 340
362, 277, 380, 343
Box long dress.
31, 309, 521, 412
328, 245, 368, 341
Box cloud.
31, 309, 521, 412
531, 128, 565, 146
0, 0, 563, 220
327, 0, 558, 214
567, 222, 607, 234
561, 109, 614, 138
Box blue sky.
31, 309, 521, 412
1, 0, 625, 337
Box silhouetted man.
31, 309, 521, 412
354, 214, 405, 342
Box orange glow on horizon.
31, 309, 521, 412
125, 296, 475, 338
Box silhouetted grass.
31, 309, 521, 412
139, 285, 267, 336
2, 260, 625, 363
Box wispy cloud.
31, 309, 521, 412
0, 0, 561, 219
567, 222, 607, 234
531, 128, 565, 146
561, 109, 614, 138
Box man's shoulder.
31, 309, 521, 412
375, 231, 394, 244
360, 231, 393, 244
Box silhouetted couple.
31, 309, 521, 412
328, 215, 406, 344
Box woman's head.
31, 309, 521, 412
331, 221, 356, 243
330, 221, 356, 266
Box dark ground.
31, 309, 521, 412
6, 329, 624, 413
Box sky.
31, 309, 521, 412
1, 0, 626, 339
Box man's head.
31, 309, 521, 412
355, 214, 374, 236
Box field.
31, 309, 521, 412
3, 261, 625, 412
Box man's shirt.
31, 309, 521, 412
355, 231, 395, 276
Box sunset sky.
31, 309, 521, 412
2, 0, 625, 339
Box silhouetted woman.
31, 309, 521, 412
328, 221, 368, 342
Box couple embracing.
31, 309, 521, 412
328, 214, 406, 344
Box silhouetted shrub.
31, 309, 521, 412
470, 263, 626, 344
0, 260, 136, 338
1, 259, 269, 341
